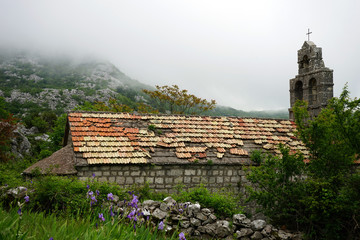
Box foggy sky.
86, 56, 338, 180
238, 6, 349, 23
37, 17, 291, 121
1, 0, 359, 111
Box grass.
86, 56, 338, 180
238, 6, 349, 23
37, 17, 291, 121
0, 207, 177, 240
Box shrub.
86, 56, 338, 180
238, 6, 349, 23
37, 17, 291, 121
174, 184, 242, 218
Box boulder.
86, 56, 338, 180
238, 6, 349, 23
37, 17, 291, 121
152, 208, 168, 220
215, 220, 232, 238
250, 219, 267, 231
236, 228, 254, 238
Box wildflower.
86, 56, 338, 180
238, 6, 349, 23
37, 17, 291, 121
133, 223, 136, 230
179, 208, 183, 213
90, 195, 97, 206
24, 195, 29, 203
107, 193, 114, 201
129, 195, 139, 208
99, 213, 105, 222
49, 238, 53, 240
179, 232, 186, 240
88, 191, 94, 196
96, 190, 100, 196
86, 184, 90, 190
127, 209, 136, 220
92, 173, 96, 178
17, 208, 22, 216
110, 209, 115, 217
158, 221, 164, 230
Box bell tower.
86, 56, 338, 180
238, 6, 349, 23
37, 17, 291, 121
289, 41, 334, 120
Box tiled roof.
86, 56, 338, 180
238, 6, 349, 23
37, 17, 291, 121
67, 112, 307, 165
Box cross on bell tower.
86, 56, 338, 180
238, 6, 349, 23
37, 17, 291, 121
306, 28, 312, 41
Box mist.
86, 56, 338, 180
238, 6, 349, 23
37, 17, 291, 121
1, 0, 359, 111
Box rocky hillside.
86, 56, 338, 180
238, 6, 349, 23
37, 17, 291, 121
0, 50, 152, 115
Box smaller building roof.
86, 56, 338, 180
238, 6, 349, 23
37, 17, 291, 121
23, 145, 77, 175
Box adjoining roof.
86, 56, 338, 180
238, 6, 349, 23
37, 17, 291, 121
23, 144, 77, 175
67, 112, 308, 166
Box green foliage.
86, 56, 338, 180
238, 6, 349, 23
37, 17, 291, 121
174, 184, 242, 218
246, 145, 306, 226
0, 158, 33, 187
27, 176, 127, 217
247, 85, 360, 239
49, 113, 67, 151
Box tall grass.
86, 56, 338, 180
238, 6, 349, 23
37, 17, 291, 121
0, 207, 177, 240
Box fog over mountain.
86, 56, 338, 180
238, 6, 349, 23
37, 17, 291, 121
0, 0, 359, 111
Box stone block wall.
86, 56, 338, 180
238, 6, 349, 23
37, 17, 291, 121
76, 164, 250, 194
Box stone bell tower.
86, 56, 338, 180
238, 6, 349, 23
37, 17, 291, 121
289, 41, 334, 120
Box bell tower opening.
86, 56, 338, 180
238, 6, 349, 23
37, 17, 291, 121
300, 55, 309, 69
295, 81, 303, 101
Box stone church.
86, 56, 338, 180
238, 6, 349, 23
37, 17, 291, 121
288, 41, 334, 120
24, 41, 333, 193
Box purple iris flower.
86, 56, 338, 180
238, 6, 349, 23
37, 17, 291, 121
179, 208, 183, 213
86, 184, 90, 190
24, 195, 29, 203
129, 195, 138, 208
110, 210, 115, 217
127, 209, 136, 220
17, 208, 22, 216
88, 191, 94, 196
158, 221, 164, 230
107, 193, 114, 201
179, 232, 186, 240
49, 238, 53, 240
96, 190, 100, 196
98, 213, 105, 222
92, 173, 96, 178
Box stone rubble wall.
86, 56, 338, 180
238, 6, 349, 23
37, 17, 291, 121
116, 196, 302, 240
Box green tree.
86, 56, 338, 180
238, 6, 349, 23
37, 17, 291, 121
49, 114, 67, 152
143, 85, 216, 115
246, 85, 360, 239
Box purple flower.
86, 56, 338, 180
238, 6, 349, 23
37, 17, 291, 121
179, 232, 186, 240
127, 209, 136, 220
49, 238, 53, 240
110, 210, 115, 217
92, 173, 96, 178
98, 213, 105, 222
158, 221, 164, 230
96, 190, 100, 196
88, 191, 94, 196
86, 184, 90, 190
17, 208, 22, 216
24, 195, 29, 203
129, 195, 139, 208
179, 208, 183, 213
107, 193, 114, 201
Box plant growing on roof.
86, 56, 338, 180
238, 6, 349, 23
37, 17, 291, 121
143, 85, 216, 115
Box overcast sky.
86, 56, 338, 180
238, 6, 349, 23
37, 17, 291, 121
1, 0, 359, 111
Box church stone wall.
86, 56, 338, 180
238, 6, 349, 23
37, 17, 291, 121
76, 164, 250, 194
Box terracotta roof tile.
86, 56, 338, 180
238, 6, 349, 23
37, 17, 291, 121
67, 112, 304, 165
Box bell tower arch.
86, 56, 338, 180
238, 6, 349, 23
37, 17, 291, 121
289, 41, 334, 120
